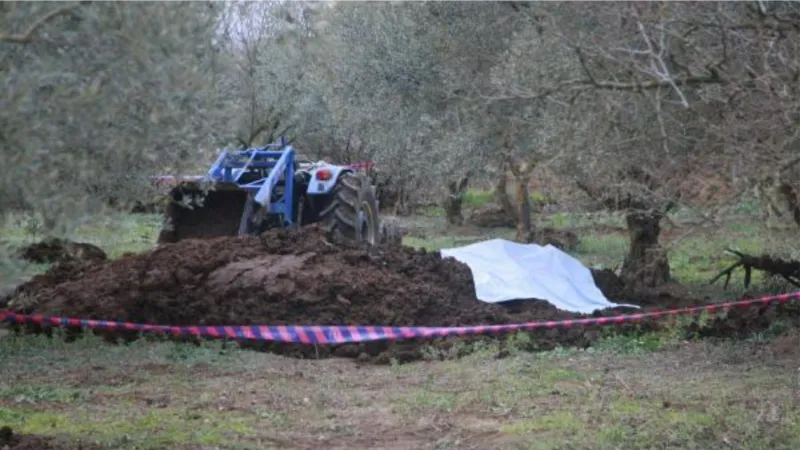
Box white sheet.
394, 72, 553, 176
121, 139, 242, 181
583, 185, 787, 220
440, 239, 639, 314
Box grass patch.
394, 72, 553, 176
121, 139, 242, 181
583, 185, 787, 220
501, 411, 583, 435
402, 232, 517, 252
572, 233, 627, 270
463, 189, 494, 209
1, 212, 162, 259
0, 385, 89, 405
539, 211, 625, 230
0, 330, 245, 376
667, 229, 766, 286
592, 331, 669, 355
0, 406, 256, 449
396, 391, 458, 413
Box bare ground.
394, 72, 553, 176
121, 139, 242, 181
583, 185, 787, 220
1, 331, 799, 450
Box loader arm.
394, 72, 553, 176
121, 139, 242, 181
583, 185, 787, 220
253, 148, 295, 222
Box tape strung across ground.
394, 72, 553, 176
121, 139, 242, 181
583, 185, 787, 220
1, 291, 798, 345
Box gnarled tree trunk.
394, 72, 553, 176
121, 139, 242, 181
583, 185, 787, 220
442, 174, 470, 225
620, 210, 671, 289
391, 186, 410, 216
505, 155, 537, 243
777, 181, 800, 228
494, 170, 518, 223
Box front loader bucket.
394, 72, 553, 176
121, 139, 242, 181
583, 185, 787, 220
156, 182, 250, 244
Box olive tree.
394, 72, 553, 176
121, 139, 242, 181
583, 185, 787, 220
303, 1, 532, 217
486, 1, 800, 287
1, 1, 227, 234
214, 1, 327, 150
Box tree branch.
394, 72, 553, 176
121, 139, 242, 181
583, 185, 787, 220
0, 4, 81, 44
471, 71, 723, 107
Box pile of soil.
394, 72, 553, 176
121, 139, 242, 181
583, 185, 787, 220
2, 224, 782, 362
467, 204, 515, 228
6, 225, 569, 325
17, 238, 107, 264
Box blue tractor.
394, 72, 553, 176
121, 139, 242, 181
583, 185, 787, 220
154, 138, 381, 245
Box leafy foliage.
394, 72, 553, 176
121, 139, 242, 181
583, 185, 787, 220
1, 2, 230, 232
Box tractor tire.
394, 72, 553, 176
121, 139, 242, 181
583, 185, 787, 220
320, 172, 381, 245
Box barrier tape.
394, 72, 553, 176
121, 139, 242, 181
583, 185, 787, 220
1, 291, 798, 345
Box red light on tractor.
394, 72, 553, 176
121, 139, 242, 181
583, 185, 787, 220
316, 169, 332, 181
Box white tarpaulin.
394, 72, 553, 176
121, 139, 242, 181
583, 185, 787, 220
440, 239, 639, 314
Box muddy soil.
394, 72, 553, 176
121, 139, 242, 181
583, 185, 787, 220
2, 225, 785, 363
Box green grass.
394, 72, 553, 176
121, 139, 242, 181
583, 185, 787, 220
0, 406, 257, 449
462, 189, 495, 209
403, 230, 517, 252
1, 212, 162, 259
0, 385, 89, 405
572, 233, 628, 270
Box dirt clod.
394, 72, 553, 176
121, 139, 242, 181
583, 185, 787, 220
533, 227, 580, 251
467, 204, 515, 228
17, 238, 107, 264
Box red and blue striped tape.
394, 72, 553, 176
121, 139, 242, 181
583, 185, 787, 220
1, 291, 798, 344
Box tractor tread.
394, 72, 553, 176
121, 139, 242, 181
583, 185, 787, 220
320, 172, 380, 245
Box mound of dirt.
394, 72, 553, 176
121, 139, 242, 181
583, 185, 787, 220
17, 238, 107, 264
3, 224, 759, 362
534, 228, 580, 251
467, 204, 515, 228
590, 269, 626, 300
6, 225, 577, 327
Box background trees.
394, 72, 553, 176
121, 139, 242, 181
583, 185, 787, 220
1, 1, 226, 232
3, 1, 798, 289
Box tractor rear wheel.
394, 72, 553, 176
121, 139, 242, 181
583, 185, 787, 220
320, 172, 380, 245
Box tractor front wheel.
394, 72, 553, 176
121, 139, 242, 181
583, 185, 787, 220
320, 172, 380, 245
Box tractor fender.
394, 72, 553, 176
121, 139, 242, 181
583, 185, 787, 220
305, 164, 354, 196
